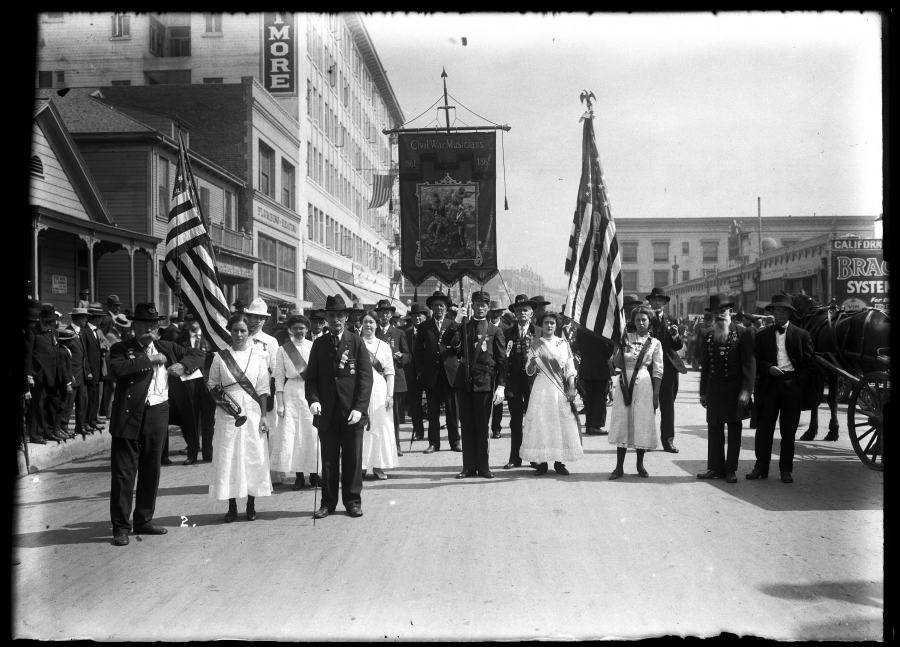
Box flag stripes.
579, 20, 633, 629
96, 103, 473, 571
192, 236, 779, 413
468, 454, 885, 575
368, 173, 395, 209
563, 116, 625, 343
162, 134, 231, 351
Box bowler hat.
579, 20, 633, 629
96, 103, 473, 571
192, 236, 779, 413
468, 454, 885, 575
106, 294, 121, 305
374, 298, 395, 312
244, 298, 269, 317
529, 295, 551, 307
426, 290, 453, 308
131, 302, 166, 322
407, 302, 429, 316
508, 294, 537, 312
470, 290, 490, 304
324, 294, 352, 312
69, 307, 89, 317
707, 293, 735, 311
645, 287, 671, 303
765, 293, 796, 312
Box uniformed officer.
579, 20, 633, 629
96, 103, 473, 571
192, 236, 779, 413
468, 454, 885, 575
696, 294, 755, 483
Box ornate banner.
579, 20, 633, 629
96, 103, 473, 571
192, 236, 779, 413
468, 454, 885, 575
398, 132, 498, 286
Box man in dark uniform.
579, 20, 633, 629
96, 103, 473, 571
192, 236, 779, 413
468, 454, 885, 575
697, 294, 755, 483
487, 300, 508, 439
28, 304, 66, 443
65, 307, 92, 439
748, 294, 816, 484
374, 298, 411, 457
575, 323, 615, 436
107, 303, 204, 546
646, 287, 686, 453
444, 290, 507, 479
403, 303, 429, 442
502, 295, 537, 468
414, 291, 461, 453
306, 294, 373, 519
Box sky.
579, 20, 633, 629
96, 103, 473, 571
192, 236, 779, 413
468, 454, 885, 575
365, 11, 883, 290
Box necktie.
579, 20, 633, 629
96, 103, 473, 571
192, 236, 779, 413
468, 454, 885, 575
333, 333, 340, 349
775, 324, 786, 334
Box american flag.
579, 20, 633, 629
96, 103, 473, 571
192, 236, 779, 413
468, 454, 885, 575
563, 115, 625, 343
162, 133, 231, 351
368, 172, 395, 209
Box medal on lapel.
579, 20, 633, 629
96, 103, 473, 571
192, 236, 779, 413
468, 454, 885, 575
338, 349, 350, 370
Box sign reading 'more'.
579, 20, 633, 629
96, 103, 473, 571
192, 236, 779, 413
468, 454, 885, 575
262, 13, 296, 95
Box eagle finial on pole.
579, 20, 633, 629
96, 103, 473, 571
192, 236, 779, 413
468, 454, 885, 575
580, 90, 596, 111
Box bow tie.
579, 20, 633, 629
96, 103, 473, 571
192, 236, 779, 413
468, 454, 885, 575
775, 325, 786, 334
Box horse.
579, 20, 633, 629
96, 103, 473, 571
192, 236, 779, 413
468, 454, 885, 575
786, 291, 891, 440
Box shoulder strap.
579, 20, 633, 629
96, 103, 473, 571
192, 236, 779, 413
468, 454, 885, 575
620, 338, 654, 406
281, 340, 306, 373
219, 349, 261, 407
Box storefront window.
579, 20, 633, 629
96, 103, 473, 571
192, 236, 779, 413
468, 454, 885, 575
258, 233, 296, 297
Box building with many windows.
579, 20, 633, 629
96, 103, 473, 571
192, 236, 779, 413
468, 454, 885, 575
36, 12, 406, 314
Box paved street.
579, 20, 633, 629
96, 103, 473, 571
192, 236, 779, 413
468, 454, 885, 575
13, 370, 883, 641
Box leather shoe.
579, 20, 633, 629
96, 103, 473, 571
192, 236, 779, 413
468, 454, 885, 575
696, 469, 722, 479
346, 505, 363, 517
450, 442, 462, 452
112, 529, 129, 546
724, 471, 738, 483
308, 473, 322, 486
608, 468, 624, 480
292, 478, 306, 491
479, 470, 495, 479
132, 523, 167, 535
423, 445, 437, 454
313, 505, 333, 519
414, 433, 424, 440
585, 427, 602, 436
780, 471, 793, 484
246, 506, 257, 521
554, 462, 569, 475
183, 457, 197, 466
534, 462, 549, 476
397, 449, 403, 457
662, 442, 679, 453
502, 461, 521, 470
636, 466, 649, 478
746, 468, 768, 480
455, 469, 476, 479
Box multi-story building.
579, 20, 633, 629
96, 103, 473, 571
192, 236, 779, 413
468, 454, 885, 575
36, 12, 405, 313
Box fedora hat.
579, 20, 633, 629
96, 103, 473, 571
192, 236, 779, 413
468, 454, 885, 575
324, 294, 352, 312
374, 298, 395, 312
765, 293, 796, 312
487, 300, 505, 313
645, 287, 671, 302
707, 293, 735, 312
508, 294, 537, 312
132, 302, 166, 322
87, 303, 105, 317
113, 313, 132, 328
308, 308, 326, 320
106, 294, 121, 305
426, 290, 453, 308
69, 307, 89, 317
623, 293, 644, 307
470, 290, 491, 304
39, 303, 59, 320
407, 302, 429, 316
244, 297, 269, 317
57, 327, 76, 342
529, 295, 551, 307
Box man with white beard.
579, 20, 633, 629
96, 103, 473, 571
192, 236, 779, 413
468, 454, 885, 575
696, 294, 755, 483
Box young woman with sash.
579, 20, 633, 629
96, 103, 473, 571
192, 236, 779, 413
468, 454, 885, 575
608, 306, 663, 479
271, 314, 318, 490
359, 311, 397, 479
207, 313, 272, 522
520, 311, 582, 475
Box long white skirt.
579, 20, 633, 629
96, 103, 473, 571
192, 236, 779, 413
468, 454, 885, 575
270, 377, 318, 474
520, 372, 583, 463
608, 368, 659, 450
362, 370, 397, 469
209, 391, 273, 500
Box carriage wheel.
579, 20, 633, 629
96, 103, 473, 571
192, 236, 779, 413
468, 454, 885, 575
847, 371, 889, 471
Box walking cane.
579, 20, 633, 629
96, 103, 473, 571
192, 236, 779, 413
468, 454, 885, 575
20, 394, 32, 475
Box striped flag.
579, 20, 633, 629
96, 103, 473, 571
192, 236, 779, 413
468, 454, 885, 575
563, 115, 625, 343
368, 172, 395, 209
162, 134, 231, 351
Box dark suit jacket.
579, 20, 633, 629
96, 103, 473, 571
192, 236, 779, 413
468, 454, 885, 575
31, 330, 63, 388
505, 322, 536, 395
574, 327, 615, 381
305, 329, 373, 432
650, 310, 687, 373
403, 327, 421, 392
414, 317, 460, 388
81, 325, 103, 384
65, 327, 88, 388
444, 318, 507, 392
107, 338, 205, 440
375, 325, 410, 393
754, 322, 816, 408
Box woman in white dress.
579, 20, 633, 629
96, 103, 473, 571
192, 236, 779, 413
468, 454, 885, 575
207, 313, 272, 522
271, 314, 318, 490
359, 311, 396, 479
520, 312, 582, 475
608, 306, 664, 479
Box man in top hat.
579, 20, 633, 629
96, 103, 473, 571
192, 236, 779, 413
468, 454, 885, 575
487, 300, 509, 439
306, 294, 373, 518
645, 287, 687, 453
27, 304, 67, 443
245, 297, 279, 438
62, 307, 92, 439
375, 298, 411, 457
403, 303, 429, 442
748, 294, 816, 484
444, 290, 507, 478
622, 294, 645, 333
696, 294, 755, 483
414, 290, 461, 453
84, 303, 108, 432
502, 294, 538, 468
107, 303, 205, 546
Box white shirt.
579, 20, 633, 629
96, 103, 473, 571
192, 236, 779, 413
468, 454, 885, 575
145, 341, 169, 406
775, 321, 795, 372
251, 329, 278, 374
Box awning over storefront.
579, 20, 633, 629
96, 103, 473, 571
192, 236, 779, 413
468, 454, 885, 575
304, 271, 353, 308
341, 283, 385, 309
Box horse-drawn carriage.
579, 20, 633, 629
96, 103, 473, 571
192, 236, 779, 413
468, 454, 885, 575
790, 292, 889, 471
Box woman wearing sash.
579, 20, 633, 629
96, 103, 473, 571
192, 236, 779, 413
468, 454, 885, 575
608, 306, 663, 479
359, 311, 397, 479
520, 312, 582, 475
207, 313, 272, 522
271, 314, 318, 490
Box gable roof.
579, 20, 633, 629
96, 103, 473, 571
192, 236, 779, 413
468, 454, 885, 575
36, 87, 158, 136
